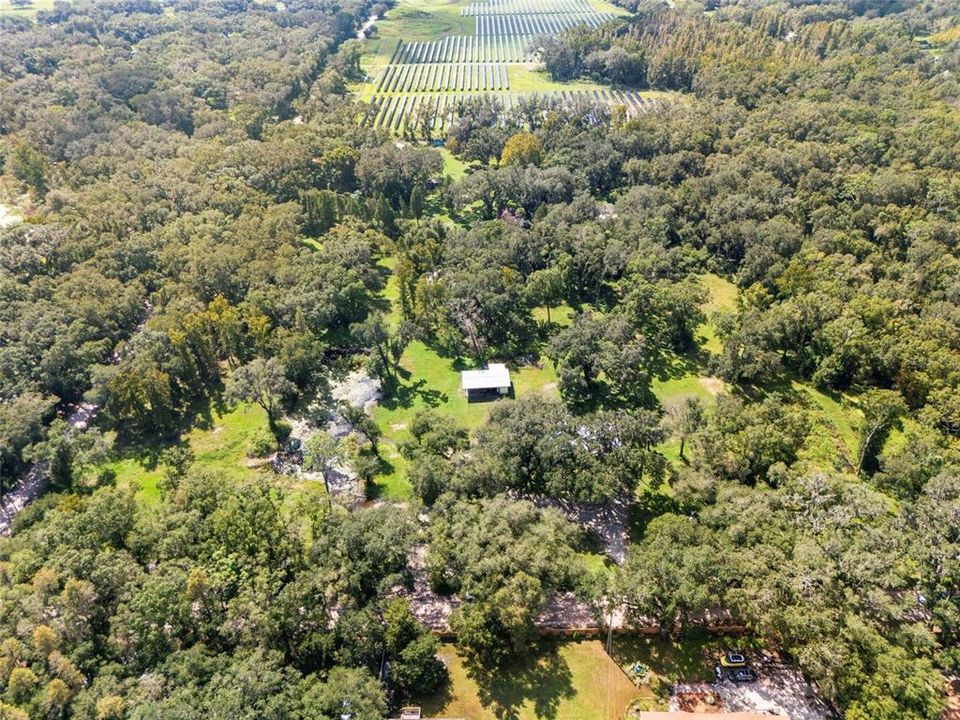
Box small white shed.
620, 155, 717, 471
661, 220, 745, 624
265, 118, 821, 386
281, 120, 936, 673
460, 363, 511, 402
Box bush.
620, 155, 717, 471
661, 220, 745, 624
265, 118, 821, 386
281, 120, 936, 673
247, 429, 276, 458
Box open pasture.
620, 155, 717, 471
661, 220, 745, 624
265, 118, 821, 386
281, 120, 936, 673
0, 0, 57, 17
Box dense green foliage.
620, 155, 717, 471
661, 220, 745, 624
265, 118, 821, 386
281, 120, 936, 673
0, 472, 445, 718
1, 0, 960, 717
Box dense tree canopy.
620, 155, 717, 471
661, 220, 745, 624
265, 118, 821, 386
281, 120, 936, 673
1, 0, 960, 717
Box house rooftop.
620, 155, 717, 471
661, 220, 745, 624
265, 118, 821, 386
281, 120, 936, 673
460, 363, 510, 391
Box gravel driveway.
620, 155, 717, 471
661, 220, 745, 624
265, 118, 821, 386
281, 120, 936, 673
675, 666, 833, 720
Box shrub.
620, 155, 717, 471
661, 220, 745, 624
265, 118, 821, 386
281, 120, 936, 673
247, 429, 276, 458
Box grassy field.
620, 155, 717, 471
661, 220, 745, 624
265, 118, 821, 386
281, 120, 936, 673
440, 148, 470, 181
368, 256, 559, 499
651, 273, 863, 471
697, 272, 738, 354
418, 635, 735, 719
652, 273, 733, 462
507, 66, 609, 94
0, 0, 56, 17
370, 339, 559, 498
420, 641, 647, 720
587, 0, 632, 15
97, 403, 275, 507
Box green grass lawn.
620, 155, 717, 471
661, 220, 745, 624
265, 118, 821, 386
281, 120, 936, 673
96, 403, 274, 507
0, 0, 56, 17
419, 641, 645, 720
368, 0, 473, 43
651, 273, 863, 471
651, 273, 733, 461
419, 635, 738, 719
440, 148, 470, 182
186, 403, 274, 480
369, 257, 559, 499
370, 339, 559, 499
588, 0, 632, 15
791, 379, 860, 469
507, 68, 677, 98
105, 457, 166, 508
507, 66, 611, 94
697, 272, 738, 354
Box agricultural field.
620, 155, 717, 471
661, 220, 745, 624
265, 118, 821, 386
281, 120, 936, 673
359, 0, 645, 133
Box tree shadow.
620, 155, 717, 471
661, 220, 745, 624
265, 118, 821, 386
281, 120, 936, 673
466, 644, 575, 720
628, 488, 681, 543
370, 294, 394, 316
608, 631, 718, 686
283, 373, 335, 426
651, 345, 707, 385
451, 357, 472, 372
110, 391, 229, 470
425, 672, 456, 712
364, 456, 396, 500
379, 378, 447, 410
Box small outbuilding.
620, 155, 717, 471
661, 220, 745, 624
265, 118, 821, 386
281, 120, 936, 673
460, 363, 511, 402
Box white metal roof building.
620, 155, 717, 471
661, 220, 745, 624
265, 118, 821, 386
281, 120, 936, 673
460, 363, 511, 401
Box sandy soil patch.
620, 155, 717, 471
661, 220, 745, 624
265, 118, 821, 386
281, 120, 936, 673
0, 202, 22, 229
699, 376, 725, 395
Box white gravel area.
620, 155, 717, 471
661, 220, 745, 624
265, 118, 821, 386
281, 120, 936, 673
674, 666, 832, 720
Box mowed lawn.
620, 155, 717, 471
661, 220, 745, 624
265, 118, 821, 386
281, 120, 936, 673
653, 273, 734, 462
370, 340, 559, 498
369, 256, 559, 499
588, 0, 632, 15
419, 641, 646, 720
368, 0, 473, 42
0, 0, 56, 17
651, 272, 864, 471
98, 403, 274, 507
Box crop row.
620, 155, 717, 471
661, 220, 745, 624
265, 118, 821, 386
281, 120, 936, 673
366, 89, 658, 131
375, 63, 511, 94
461, 0, 597, 15
391, 35, 536, 64
476, 11, 615, 35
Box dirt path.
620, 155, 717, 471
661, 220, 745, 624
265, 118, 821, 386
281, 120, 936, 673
0, 202, 22, 229
0, 301, 152, 536
0, 403, 98, 535
525, 493, 630, 564
357, 13, 378, 39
